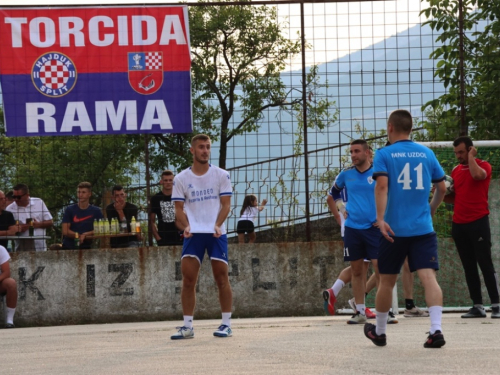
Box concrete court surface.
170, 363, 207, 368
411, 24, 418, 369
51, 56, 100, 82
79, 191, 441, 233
2, 313, 499, 375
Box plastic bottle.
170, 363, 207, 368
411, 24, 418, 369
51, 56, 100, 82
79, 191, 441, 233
74, 232, 80, 248
135, 219, 141, 234
94, 219, 100, 235
29, 220, 34, 236
130, 216, 136, 233
104, 219, 109, 235
120, 217, 128, 234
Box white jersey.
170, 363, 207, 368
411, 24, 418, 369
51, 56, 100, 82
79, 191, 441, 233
0, 246, 10, 274
238, 206, 258, 222
172, 165, 232, 234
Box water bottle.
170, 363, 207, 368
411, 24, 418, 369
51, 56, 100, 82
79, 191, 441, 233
94, 219, 100, 235
120, 218, 128, 233
74, 232, 80, 248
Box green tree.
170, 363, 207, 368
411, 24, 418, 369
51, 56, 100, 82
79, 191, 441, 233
149, 0, 332, 170
0, 106, 140, 238
421, 0, 500, 140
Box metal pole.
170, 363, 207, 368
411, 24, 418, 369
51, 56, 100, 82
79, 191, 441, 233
300, 1, 311, 242
144, 134, 153, 246
458, 0, 467, 135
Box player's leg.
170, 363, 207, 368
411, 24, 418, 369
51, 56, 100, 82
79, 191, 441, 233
402, 258, 429, 317
409, 233, 445, 348
0, 278, 17, 328
452, 221, 486, 317
471, 216, 500, 317
365, 236, 406, 346
171, 235, 205, 340
323, 265, 351, 316
208, 234, 233, 337
349, 258, 367, 324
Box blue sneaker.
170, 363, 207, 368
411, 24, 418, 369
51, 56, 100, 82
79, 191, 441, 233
170, 326, 194, 340
213, 324, 232, 337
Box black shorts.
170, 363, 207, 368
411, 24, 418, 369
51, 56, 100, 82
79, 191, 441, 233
237, 220, 255, 234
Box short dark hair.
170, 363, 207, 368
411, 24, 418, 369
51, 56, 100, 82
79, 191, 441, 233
350, 139, 369, 150
78, 182, 92, 190
453, 136, 473, 149
5, 190, 13, 199
161, 170, 174, 177
191, 134, 210, 146
13, 183, 29, 194
112, 185, 124, 195
388, 109, 413, 134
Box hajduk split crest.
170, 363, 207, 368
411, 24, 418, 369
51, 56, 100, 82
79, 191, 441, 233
32, 52, 77, 97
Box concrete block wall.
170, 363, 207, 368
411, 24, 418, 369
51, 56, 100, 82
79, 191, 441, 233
7, 242, 346, 327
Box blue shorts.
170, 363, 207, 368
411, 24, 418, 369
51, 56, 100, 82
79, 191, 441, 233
182, 233, 228, 264
343, 226, 381, 261
378, 232, 439, 274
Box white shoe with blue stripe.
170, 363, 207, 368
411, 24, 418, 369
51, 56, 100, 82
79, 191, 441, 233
171, 326, 194, 340
213, 324, 232, 337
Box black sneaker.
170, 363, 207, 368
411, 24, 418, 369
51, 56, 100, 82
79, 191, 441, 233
424, 330, 446, 348
492, 306, 500, 319
461, 306, 486, 318
5, 323, 15, 329
364, 323, 387, 347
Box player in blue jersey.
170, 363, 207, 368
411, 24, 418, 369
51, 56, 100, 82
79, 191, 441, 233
330, 139, 382, 324
364, 109, 447, 348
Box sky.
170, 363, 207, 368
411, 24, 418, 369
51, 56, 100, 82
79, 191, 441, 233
0, 0, 431, 65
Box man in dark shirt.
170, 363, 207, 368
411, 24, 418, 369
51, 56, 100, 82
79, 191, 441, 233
106, 185, 141, 248
150, 170, 182, 246
0, 190, 16, 250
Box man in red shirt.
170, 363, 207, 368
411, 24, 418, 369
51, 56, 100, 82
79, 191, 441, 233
446, 136, 499, 318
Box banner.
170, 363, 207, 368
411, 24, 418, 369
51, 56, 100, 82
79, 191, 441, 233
0, 6, 192, 137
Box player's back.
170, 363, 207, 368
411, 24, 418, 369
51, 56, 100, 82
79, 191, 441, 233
373, 140, 444, 236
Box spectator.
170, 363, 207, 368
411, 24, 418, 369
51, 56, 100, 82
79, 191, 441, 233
150, 170, 182, 246
5, 191, 14, 207
6, 184, 53, 252
62, 182, 104, 250
0, 190, 17, 251
236, 195, 267, 244
0, 244, 17, 328
446, 136, 500, 318
106, 185, 142, 248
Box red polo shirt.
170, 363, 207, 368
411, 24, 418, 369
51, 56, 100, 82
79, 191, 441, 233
451, 158, 491, 224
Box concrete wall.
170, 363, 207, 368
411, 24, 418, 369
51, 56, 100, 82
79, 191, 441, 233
7, 242, 347, 327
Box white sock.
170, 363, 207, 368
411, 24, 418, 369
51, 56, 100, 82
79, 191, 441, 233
428, 305, 443, 334
222, 312, 232, 327
6, 307, 15, 325
183, 315, 193, 329
332, 280, 345, 297
376, 311, 389, 336
356, 304, 366, 315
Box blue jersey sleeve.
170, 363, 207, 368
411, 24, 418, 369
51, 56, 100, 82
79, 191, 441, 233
430, 153, 446, 183
372, 149, 388, 179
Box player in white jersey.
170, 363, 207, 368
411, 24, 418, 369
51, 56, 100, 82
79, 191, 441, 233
170, 134, 233, 340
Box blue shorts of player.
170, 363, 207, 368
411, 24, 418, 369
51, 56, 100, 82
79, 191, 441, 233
343, 226, 381, 261
378, 232, 439, 274
182, 233, 228, 264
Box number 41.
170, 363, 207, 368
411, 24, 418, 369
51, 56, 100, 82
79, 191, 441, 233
397, 163, 424, 190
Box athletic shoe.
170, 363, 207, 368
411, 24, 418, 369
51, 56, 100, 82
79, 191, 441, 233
322, 289, 336, 315
423, 330, 446, 348
365, 307, 376, 319
213, 324, 232, 337
347, 311, 367, 325
170, 326, 194, 340
348, 297, 356, 312
4, 323, 15, 329
364, 323, 387, 346
461, 306, 486, 318
491, 306, 500, 319
404, 306, 429, 317
387, 311, 398, 324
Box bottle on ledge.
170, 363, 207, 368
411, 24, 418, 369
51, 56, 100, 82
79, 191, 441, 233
29, 220, 34, 237
94, 219, 100, 235
74, 232, 80, 248
120, 218, 128, 234
130, 216, 136, 233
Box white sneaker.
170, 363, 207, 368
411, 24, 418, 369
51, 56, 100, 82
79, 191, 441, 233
387, 311, 398, 324
213, 324, 232, 337
171, 326, 194, 340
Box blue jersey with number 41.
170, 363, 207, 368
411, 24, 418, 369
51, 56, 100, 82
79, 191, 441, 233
373, 140, 445, 237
